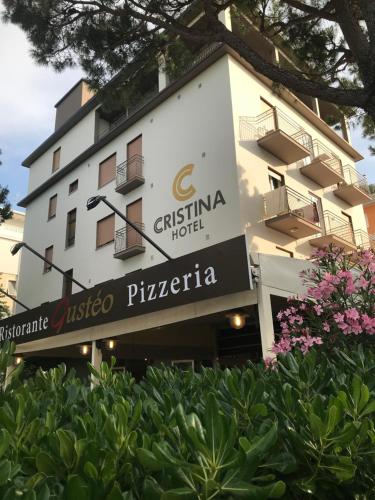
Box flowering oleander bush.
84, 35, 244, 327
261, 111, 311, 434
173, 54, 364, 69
273, 246, 375, 355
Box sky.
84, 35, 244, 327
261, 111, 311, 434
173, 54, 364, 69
0, 22, 373, 212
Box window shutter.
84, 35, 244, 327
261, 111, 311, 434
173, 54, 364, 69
98, 154, 116, 188
97, 214, 115, 247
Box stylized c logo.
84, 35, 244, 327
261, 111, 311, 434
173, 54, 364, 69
173, 164, 196, 201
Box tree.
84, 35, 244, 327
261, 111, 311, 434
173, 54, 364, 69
0, 150, 12, 224
2, 0, 375, 147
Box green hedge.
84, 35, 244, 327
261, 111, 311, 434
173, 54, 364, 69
0, 342, 374, 499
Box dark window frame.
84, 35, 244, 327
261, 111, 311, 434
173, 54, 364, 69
69, 179, 79, 194
43, 246, 54, 273
65, 208, 77, 248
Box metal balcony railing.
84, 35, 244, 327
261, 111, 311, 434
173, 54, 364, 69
341, 165, 370, 194
115, 223, 144, 255
354, 229, 375, 250
308, 140, 343, 176
116, 155, 144, 188
263, 185, 321, 226
321, 210, 355, 245
240, 107, 313, 151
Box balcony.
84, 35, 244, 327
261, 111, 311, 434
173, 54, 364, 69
240, 108, 312, 164
310, 211, 356, 253
354, 230, 375, 251
263, 186, 321, 238
115, 155, 145, 195
114, 223, 145, 260
300, 140, 345, 187
334, 165, 371, 206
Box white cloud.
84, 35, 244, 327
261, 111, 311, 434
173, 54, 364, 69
0, 22, 83, 140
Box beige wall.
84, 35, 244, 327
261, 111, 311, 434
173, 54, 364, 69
0, 212, 25, 315
228, 56, 368, 259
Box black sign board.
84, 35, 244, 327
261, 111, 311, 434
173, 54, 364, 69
0, 236, 251, 346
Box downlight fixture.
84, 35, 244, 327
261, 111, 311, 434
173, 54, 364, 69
226, 310, 249, 330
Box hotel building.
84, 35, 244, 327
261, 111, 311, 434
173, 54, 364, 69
4, 10, 373, 376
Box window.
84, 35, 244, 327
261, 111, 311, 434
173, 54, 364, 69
44, 246, 53, 273
7, 280, 17, 296
48, 194, 57, 220
69, 179, 78, 194
52, 147, 61, 173
126, 199, 143, 248
62, 269, 73, 298
66, 209, 77, 248
98, 153, 116, 188
126, 135, 143, 181
342, 211, 355, 238
96, 214, 115, 248
268, 168, 284, 191
309, 192, 323, 226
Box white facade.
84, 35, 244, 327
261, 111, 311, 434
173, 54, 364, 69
14, 38, 369, 361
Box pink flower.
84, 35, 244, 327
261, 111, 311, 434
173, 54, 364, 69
334, 312, 345, 324
314, 305, 323, 316
358, 276, 369, 289
264, 357, 277, 370
345, 308, 360, 321
323, 322, 330, 332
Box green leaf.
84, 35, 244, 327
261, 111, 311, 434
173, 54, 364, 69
143, 477, 164, 500
106, 483, 123, 500
66, 475, 90, 500
265, 452, 297, 474
56, 429, 76, 469
161, 488, 196, 499
84, 461, 98, 480
36, 483, 50, 500
360, 400, 375, 417
136, 448, 163, 471
0, 459, 11, 485
222, 480, 285, 499
239, 422, 278, 474
36, 452, 58, 476
0, 429, 11, 459
309, 413, 324, 439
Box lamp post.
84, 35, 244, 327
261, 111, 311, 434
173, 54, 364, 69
86, 195, 173, 261
0, 287, 30, 311
11, 242, 87, 290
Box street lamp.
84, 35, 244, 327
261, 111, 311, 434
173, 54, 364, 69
0, 287, 30, 311
86, 195, 172, 261
11, 242, 87, 290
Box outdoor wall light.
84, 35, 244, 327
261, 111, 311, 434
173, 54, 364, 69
80, 344, 90, 356
226, 310, 249, 330
11, 241, 87, 290
15, 356, 23, 365
106, 339, 117, 350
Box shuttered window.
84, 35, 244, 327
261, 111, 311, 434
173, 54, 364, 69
96, 214, 115, 248
44, 246, 53, 273
52, 148, 61, 173
98, 153, 116, 188
48, 194, 57, 219
66, 209, 77, 248
126, 199, 142, 248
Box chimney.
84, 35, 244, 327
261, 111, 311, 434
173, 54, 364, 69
54, 79, 95, 131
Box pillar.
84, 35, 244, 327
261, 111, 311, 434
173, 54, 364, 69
257, 283, 276, 359
90, 340, 102, 389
